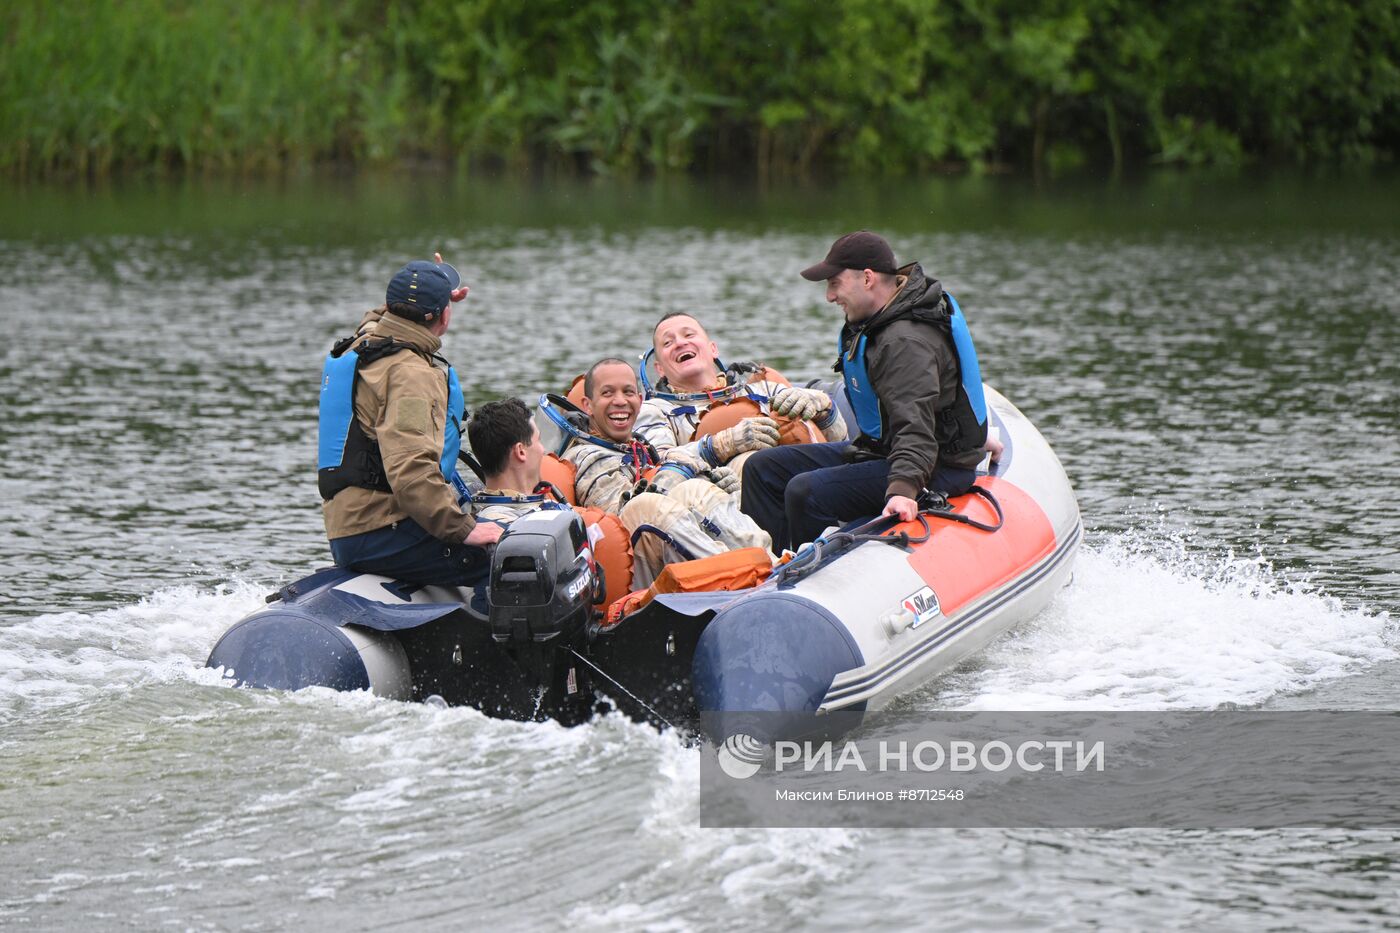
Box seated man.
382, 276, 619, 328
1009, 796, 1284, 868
634, 313, 848, 488
560, 357, 771, 556
320, 254, 502, 586
742, 232, 991, 551
469, 397, 766, 590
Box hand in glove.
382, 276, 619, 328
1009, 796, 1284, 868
647, 463, 693, 494
709, 416, 781, 463
769, 386, 832, 422
660, 447, 709, 475
704, 466, 740, 495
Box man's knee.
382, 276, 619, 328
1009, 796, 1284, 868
741, 445, 783, 488
669, 478, 723, 512
619, 491, 679, 530
785, 470, 820, 512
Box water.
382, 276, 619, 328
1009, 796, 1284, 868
1, 173, 1397, 928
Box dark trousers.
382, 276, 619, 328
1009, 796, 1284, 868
741, 442, 976, 551
329, 518, 491, 587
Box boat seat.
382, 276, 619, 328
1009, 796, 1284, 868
572, 506, 633, 610
566, 373, 588, 407
539, 453, 578, 505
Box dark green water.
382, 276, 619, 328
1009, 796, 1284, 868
1, 173, 1396, 928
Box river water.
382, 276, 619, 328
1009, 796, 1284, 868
1, 173, 1397, 929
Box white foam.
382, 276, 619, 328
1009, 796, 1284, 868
0, 581, 266, 721
935, 527, 1395, 711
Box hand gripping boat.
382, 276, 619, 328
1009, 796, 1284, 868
206, 385, 1079, 737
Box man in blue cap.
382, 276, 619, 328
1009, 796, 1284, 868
317, 253, 502, 585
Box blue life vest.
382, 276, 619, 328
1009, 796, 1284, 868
840, 292, 986, 447
317, 337, 465, 501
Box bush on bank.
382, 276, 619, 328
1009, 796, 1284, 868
3, 0, 1397, 178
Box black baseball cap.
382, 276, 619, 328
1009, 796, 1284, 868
800, 231, 898, 281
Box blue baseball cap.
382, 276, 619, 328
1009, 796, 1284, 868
385, 260, 462, 320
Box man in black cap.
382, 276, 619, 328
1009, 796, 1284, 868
739, 232, 991, 551
317, 252, 502, 585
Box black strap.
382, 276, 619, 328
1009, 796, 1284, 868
918, 485, 1004, 532
775, 487, 1003, 585
458, 449, 488, 483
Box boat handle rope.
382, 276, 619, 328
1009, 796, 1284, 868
775, 486, 1004, 585
567, 646, 681, 733
918, 485, 1005, 533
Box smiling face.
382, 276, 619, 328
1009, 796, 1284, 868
825, 268, 881, 323
582, 361, 642, 442
653, 315, 720, 391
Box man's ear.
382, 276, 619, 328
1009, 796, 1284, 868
512, 441, 528, 464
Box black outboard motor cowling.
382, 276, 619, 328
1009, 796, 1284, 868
488, 510, 595, 646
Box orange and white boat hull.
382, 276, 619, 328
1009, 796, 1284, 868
692, 386, 1080, 723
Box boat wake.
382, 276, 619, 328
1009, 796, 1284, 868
1, 532, 1392, 925
930, 523, 1395, 711
3, 520, 1390, 730
0, 582, 265, 725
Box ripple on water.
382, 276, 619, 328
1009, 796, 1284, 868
2, 182, 1399, 927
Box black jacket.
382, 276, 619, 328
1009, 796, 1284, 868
837, 263, 987, 500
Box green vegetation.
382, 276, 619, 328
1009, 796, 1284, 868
3, 0, 1397, 178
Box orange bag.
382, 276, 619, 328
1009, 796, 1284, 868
651, 547, 772, 595
602, 547, 773, 625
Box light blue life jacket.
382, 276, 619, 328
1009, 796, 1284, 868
317, 336, 465, 500
840, 292, 986, 450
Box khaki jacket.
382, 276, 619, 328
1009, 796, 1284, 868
322, 310, 476, 542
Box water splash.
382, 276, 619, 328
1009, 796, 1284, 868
0, 581, 266, 724
933, 521, 1394, 711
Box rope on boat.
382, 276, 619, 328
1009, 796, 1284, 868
918, 485, 1005, 533
568, 647, 680, 733
775, 485, 1005, 585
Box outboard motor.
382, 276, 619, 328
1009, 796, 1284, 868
488, 510, 597, 657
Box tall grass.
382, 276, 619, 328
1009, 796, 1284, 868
2, 0, 1397, 179
0, 0, 363, 175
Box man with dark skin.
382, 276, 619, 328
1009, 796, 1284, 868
561, 358, 767, 557
472, 390, 767, 590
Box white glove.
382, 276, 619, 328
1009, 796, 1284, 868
705, 466, 740, 495
769, 386, 831, 422
660, 447, 709, 474
710, 416, 781, 462
648, 463, 692, 494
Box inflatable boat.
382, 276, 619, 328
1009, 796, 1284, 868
206, 383, 1079, 736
